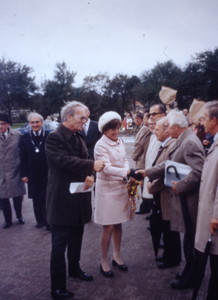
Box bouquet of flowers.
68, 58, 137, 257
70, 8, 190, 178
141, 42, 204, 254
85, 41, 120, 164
124, 178, 141, 220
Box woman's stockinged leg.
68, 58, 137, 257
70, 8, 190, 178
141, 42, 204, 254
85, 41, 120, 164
100, 225, 114, 271
112, 223, 123, 264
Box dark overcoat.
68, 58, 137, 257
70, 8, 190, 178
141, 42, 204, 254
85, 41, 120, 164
80, 120, 101, 159
19, 130, 49, 200
45, 124, 95, 227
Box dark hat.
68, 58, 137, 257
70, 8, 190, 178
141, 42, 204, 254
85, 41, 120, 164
0, 112, 12, 123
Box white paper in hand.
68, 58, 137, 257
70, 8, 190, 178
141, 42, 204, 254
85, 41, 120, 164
69, 182, 95, 194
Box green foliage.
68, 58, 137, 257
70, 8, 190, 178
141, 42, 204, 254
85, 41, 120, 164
0, 58, 37, 119
42, 62, 76, 116
178, 48, 218, 108
102, 74, 141, 118
135, 60, 182, 107
1, 47, 218, 118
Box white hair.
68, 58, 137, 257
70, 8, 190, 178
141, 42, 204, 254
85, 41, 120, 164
28, 112, 43, 122
61, 101, 86, 121
156, 116, 166, 128
167, 110, 188, 128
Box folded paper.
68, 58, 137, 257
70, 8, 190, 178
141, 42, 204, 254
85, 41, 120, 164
69, 182, 95, 194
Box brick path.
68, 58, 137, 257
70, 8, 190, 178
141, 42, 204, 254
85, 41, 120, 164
0, 137, 209, 300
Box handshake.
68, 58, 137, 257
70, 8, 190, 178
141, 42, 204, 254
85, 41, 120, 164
127, 168, 146, 181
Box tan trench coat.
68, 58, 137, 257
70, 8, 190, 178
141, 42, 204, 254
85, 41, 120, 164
195, 137, 218, 255
131, 125, 151, 169
146, 128, 205, 233
0, 128, 25, 198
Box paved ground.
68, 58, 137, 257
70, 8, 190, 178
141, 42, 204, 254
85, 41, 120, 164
0, 136, 210, 300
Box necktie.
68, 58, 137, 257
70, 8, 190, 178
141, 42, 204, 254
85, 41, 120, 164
152, 146, 163, 166
2, 133, 6, 139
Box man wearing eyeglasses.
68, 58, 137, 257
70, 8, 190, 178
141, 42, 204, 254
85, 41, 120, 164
0, 112, 25, 228
45, 101, 105, 300
20, 112, 50, 231
148, 104, 166, 122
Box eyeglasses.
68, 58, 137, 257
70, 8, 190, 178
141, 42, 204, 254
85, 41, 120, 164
0, 122, 8, 126
148, 112, 161, 118
30, 121, 41, 124
73, 115, 88, 122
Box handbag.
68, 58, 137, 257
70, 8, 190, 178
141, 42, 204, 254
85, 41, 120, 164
164, 160, 192, 187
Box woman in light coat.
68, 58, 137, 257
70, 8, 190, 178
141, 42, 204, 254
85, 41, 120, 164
94, 111, 130, 278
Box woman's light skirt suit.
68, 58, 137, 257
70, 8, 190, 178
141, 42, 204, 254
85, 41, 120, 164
94, 134, 130, 225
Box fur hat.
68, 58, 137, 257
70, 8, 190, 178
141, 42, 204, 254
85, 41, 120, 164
98, 111, 121, 133
0, 112, 11, 124
159, 86, 177, 105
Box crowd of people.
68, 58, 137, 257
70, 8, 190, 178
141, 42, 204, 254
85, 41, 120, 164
0, 99, 218, 300
132, 102, 218, 300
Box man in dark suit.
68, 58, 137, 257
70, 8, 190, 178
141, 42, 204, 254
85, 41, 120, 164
80, 107, 101, 159
20, 112, 50, 230
45, 101, 105, 300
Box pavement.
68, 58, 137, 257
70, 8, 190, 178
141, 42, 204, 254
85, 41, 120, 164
0, 135, 210, 300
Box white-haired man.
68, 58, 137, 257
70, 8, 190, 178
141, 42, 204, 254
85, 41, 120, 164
45, 101, 105, 299
195, 101, 218, 300
137, 110, 205, 289
148, 117, 181, 268
20, 112, 50, 230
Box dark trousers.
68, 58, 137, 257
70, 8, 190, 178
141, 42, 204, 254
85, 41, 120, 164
207, 254, 218, 300
162, 220, 181, 265
180, 233, 196, 284
140, 198, 152, 213
1, 196, 22, 223
32, 198, 47, 225
50, 224, 84, 292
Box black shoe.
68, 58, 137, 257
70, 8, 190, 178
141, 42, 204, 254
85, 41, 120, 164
156, 256, 164, 262
18, 216, 25, 224
69, 269, 93, 281
145, 215, 151, 220
36, 222, 44, 228
112, 258, 128, 271
100, 265, 113, 278
46, 225, 52, 232
158, 262, 180, 269
51, 289, 74, 299
171, 281, 194, 289
135, 210, 146, 215
3, 222, 11, 229
175, 273, 182, 280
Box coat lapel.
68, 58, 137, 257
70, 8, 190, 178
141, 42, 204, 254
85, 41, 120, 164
207, 138, 218, 156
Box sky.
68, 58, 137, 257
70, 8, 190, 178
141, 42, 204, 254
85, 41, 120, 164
1, 0, 218, 87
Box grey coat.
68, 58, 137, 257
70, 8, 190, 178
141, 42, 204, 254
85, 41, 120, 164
195, 137, 218, 255
0, 128, 25, 198
146, 128, 205, 233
